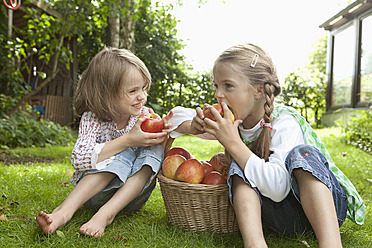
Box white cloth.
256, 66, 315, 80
169, 106, 305, 202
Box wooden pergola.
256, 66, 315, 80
4, 0, 78, 126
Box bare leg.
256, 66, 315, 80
293, 169, 342, 248
232, 175, 267, 248
36, 172, 116, 234
79, 166, 152, 237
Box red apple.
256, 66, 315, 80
208, 152, 229, 176
203, 103, 235, 123
174, 158, 204, 184
162, 154, 187, 180
140, 113, 164, 133
202, 171, 227, 185
165, 147, 191, 160
201, 160, 215, 178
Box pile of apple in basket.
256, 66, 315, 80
139, 103, 234, 184
163, 147, 228, 185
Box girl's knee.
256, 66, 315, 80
232, 176, 260, 199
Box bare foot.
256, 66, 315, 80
79, 214, 112, 238
36, 211, 66, 234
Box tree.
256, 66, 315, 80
281, 35, 327, 127
134, 0, 214, 115
1, 0, 214, 118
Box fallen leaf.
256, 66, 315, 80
300, 240, 310, 247
61, 182, 71, 187
9, 200, 20, 206
0, 214, 8, 221
65, 170, 73, 176
56, 230, 66, 238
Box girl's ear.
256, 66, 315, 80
255, 84, 265, 99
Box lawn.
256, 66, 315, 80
0, 128, 371, 247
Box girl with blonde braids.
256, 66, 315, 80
169, 43, 364, 247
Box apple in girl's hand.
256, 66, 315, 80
139, 113, 164, 133
162, 154, 187, 180
208, 152, 229, 176
174, 158, 204, 184
202, 171, 227, 185
201, 160, 215, 177
165, 147, 191, 160
203, 103, 235, 123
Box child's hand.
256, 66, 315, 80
189, 106, 206, 135
127, 115, 168, 147
203, 102, 242, 147
162, 110, 173, 133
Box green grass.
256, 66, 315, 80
1, 128, 371, 247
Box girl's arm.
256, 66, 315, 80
97, 112, 172, 163
242, 115, 304, 202
169, 106, 216, 140
71, 111, 171, 169
71, 112, 105, 171
203, 103, 304, 202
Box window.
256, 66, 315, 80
332, 25, 355, 106
360, 14, 372, 103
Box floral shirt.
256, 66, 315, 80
70, 107, 149, 185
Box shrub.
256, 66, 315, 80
0, 110, 76, 149
338, 106, 372, 154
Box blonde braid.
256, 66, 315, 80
250, 82, 276, 161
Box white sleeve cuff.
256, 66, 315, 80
243, 154, 261, 188
169, 106, 196, 138
93, 143, 114, 170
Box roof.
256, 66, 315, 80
319, 0, 372, 30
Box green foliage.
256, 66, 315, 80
0, 33, 25, 97
0, 94, 19, 115
280, 35, 328, 128
0, 110, 76, 149
338, 107, 372, 154
135, 0, 215, 115
4, 8, 64, 97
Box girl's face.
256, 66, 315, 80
213, 62, 265, 129
116, 67, 148, 121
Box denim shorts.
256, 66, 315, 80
80, 144, 164, 212
228, 144, 348, 235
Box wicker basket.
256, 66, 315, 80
158, 172, 239, 233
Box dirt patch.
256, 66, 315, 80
0, 151, 55, 165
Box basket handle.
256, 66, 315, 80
164, 136, 175, 155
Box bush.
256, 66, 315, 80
339, 106, 372, 154
0, 110, 77, 149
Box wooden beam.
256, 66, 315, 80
28, 0, 64, 20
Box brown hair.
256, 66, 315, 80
214, 43, 281, 161
73, 47, 151, 122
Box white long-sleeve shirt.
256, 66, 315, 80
169, 106, 305, 202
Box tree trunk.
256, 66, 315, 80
120, 0, 135, 52
109, 1, 120, 48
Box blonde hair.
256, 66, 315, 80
215, 43, 281, 161
74, 47, 151, 122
